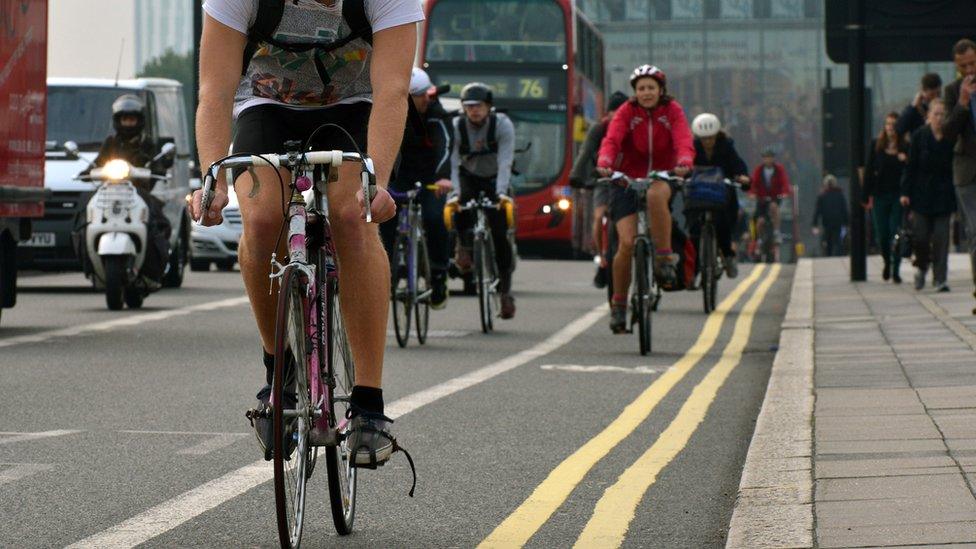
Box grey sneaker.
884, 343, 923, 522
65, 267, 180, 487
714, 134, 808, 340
654, 253, 680, 290
346, 410, 395, 468
723, 254, 738, 278
610, 303, 627, 334
914, 268, 927, 291
251, 384, 296, 461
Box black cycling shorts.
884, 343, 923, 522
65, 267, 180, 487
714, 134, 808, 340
230, 102, 371, 183
607, 179, 679, 223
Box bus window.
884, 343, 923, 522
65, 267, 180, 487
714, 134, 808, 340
427, 0, 567, 63
508, 110, 566, 194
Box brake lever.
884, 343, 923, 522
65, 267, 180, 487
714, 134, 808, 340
200, 171, 216, 219
361, 157, 377, 223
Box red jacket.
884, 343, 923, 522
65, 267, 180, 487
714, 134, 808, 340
597, 98, 695, 178
750, 162, 792, 199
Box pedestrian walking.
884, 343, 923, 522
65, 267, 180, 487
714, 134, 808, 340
895, 73, 943, 138
813, 175, 848, 257
943, 38, 976, 311
864, 112, 908, 281
901, 99, 956, 292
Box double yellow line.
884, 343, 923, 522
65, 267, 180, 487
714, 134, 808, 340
479, 264, 781, 548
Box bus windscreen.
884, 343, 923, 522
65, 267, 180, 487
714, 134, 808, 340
509, 110, 565, 193
426, 0, 566, 63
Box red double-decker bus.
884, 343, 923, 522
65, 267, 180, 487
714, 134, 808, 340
421, 0, 605, 257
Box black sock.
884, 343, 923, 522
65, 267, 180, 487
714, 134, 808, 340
263, 351, 274, 386
351, 386, 384, 415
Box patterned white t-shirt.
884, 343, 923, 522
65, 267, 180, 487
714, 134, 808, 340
203, 0, 424, 117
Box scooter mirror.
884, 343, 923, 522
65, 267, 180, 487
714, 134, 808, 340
154, 142, 176, 162
63, 141, 80, 158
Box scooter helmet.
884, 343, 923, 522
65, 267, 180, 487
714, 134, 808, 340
629, 65, 666, 90
692, 113, 721, 138
461, 82, 493, 105
112, 94, 146, 139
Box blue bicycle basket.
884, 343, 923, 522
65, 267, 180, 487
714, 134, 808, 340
684, 167, 728, 212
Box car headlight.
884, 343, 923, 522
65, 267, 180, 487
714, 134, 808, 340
557, 198, 571, 211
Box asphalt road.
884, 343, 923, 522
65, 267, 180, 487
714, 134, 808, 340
0, 258, 790, 548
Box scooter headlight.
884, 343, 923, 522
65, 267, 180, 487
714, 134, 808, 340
102, 159, 131, 181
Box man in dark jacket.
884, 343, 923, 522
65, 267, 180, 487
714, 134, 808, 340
813, 175, 849, 256
83, 94, 172, 282
381, 68, 454, 308
570, 91, 628, 288
896, 72, 943, 138
943, 38, 976, 312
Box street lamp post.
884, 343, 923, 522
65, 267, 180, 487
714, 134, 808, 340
847, 0, 867, 281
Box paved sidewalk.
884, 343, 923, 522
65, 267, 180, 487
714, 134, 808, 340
729, 254, 976, 548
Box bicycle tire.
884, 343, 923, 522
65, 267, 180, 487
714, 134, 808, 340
635, 239, 652, 355
484, 234, 497, 332
272, 266, 313, 549
474, 236, 491, 333
700, 222, 717, 314
415, 235, 431, 345
391, 235, 411, 348
324, 275, 357, 535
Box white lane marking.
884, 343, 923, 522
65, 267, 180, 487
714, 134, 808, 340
0, 463, 54, 486
117, 431, 250, 456
65, 302, 608, 549
540, 364, 661, 375
0, 296, 249, 350
0, 430, 83, 446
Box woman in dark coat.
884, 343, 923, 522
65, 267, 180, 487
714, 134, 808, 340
864, 111, 908, 282
901, 99, 956, 292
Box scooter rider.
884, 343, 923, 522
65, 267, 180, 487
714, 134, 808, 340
449, 82, 517, 319
82, 94, 173, 282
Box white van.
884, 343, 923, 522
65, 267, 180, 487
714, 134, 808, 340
20, 78, 192, 286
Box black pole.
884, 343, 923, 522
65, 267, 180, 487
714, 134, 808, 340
848, 0, 866, 281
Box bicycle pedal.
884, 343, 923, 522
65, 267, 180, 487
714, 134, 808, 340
245, 406, 271, 427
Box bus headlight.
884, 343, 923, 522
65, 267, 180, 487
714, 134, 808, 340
542, 204, 552, 214
557, 198, 571, 211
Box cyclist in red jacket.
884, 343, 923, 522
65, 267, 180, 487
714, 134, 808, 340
750, 148, 793, 248
596, 64, 694, 333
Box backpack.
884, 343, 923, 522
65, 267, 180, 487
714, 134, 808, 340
242, 0, 373, 89
458, 112, 498, 160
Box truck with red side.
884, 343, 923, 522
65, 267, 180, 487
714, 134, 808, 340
0, 0, 48, 324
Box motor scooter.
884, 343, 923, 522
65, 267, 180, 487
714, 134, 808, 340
66, 141, 175, 310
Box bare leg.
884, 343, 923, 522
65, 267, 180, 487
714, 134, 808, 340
612, 214, 637, 298
647, 181, 673, 251
770, 202, 781, 233
328, 162, 390, 389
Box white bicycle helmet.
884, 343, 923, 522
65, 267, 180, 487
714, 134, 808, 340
692, 113, 721, 138
629, 64, 666, 89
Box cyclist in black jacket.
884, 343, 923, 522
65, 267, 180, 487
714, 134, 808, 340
689, 113, 750, 278
381, 68, 454, 308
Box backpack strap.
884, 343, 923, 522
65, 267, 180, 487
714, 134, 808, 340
486, 113, 498, 154
342, 0, 373, 46
242, 0, 285, 76
458, 116, 472, 156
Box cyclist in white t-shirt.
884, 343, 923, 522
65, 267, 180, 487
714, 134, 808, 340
191, 0, 424, 468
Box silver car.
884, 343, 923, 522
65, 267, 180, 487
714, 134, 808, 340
190, 187, 242, 271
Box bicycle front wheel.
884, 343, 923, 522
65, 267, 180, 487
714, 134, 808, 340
700, 222, 717, 314
474, 236, 492, 333
272, 266, 314, 549
324, 276, 357, 535
415, 236, 431, 345
391, 235, 412, 348
634, 239, 652, 355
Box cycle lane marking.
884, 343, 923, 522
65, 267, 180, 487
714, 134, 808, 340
574, 264, 781, 548
478, 265, 767, 548
0, 296, 249, 350
118, 431, 251, 456
64, 300, 609, 549
0, 430, 83, 446
540, 364, 664, 375
0, 463, 55, 486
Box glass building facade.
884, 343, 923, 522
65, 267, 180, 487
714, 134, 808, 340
134, 0, 194, 72
576, 0, 955, 252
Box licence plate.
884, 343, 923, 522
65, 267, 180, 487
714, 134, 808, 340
19, 232, 56, 247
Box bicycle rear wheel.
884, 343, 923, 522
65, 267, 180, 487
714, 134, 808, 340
391, 235, 412, 348
415, 236, 431, 345
700, 222, 717, 314
474, 236, 492, 333
634, 239, 652, 355
272, 266, 313, 549
324, 276, 357, 535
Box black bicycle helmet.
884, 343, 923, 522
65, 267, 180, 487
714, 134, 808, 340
461, 82, 493, 105
112, 94, 146, 139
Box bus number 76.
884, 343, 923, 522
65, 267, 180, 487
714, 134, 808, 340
518, 78, 545, 99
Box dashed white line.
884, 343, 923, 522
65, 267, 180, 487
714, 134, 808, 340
0, 296, 249, 350
0, 463, 55, 485
540, 364, 662, 375
118, 431, 250, 456
0, 430, 83, 446
64, 302, 608, 549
